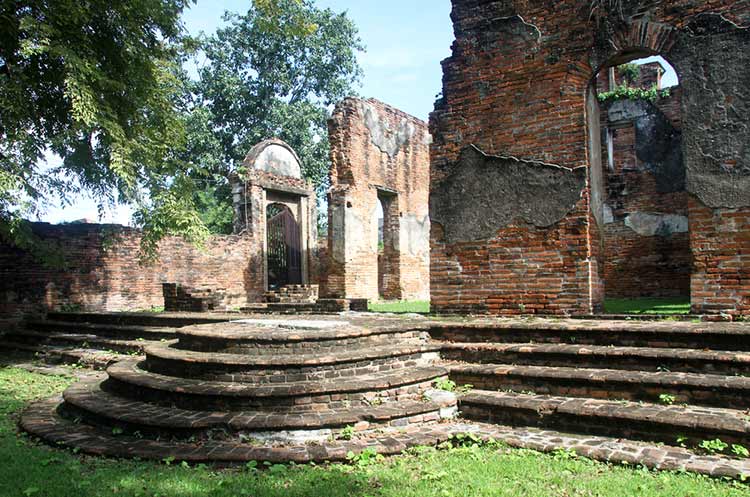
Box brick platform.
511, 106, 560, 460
20, 316, 455, 454
12, 312, 750, 480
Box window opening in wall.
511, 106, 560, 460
376, 190, 400, 300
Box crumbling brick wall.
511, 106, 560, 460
430, 0, 750, 316
0, 223, 261, 317
325, 98, 431, 301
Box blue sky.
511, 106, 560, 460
38, 0, 677, 225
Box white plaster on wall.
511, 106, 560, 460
624, 212, 688, 236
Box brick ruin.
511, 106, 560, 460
429, 0, 750, 316
0, 139, 319, 316
231, 139, 319, 291
324, 98, 431, 301
0, 222, 256, 316
3, 3, 750, 319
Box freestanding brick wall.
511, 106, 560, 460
0, 223, 260, 317
325, 98, 430, 301
430, 0, 750, 316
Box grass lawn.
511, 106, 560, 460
1, 367, 748, 497
368, 300, 430, 314
604, 298, 692, 315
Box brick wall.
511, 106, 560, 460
430, 0, 750, 316
0, 223, 261, 317
325, 98, 430, 301
690, 199, 750, 316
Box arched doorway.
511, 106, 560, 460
266, 203, 302, 289
587, 52, 691, 314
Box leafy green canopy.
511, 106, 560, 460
0, 0, 211, 256
191, 0, 363, 233
1, 0, 363, 255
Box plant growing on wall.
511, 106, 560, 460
598, 85, 671, 104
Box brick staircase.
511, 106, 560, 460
21, 318, 458, 462
430, 319, 750, 453
7, 312, 750, 475
263, 284, 319, 303
0, 312, 233, 369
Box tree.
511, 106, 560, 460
190, 0, 363, 233
0, 0, 207, 256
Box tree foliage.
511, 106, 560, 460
190, 0, 363, 233
0, 0, 363, 255
0, 0, 212, 255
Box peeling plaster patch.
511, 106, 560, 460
244, 140, 302, 179
401, 214, 430, 259
624, 212, 688, 237
672, 13, 750, 208
360, 100, 418, 158
431, 146, 587, 244
603, 204, 614, 224
605, 99, 685, 194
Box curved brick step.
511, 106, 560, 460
60, 377, 457, 436
430, 319, 750, 351
460, 390, 750, 447
21, 396, 460, 463
449, 363, 750, 409
107, 359, 448, 399
25, 320, 178, 340
4, 330, 150, 355
20, 398, 750, 479
175, 321, 429, 354
442, 342, 750, 375
143, 341, 441, 382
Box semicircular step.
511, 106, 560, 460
61, 377, 457, 435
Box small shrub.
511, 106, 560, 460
731, 444, 750, 458
346, 447, 383, 467
434, 378, 457, 392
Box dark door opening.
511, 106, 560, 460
267, 203, 302, 289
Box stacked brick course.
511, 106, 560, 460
0, 223, 260, 317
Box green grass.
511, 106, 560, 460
0, 366, 748, 496
368, 300, 430, 314
604, 298, 691, 315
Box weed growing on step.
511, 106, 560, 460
658, 393, 676, 405
700, 439, 729, 455
339, 425, 355, 441
433, 378, 473, 393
